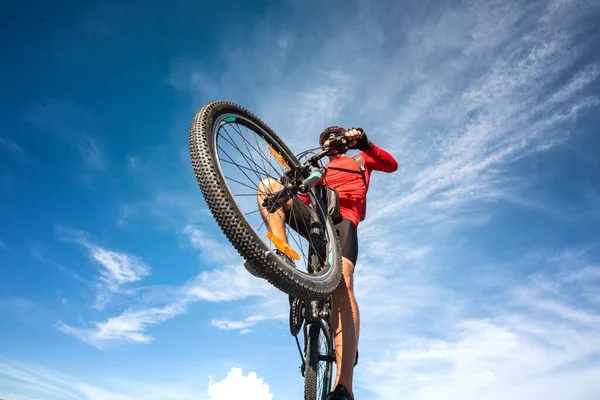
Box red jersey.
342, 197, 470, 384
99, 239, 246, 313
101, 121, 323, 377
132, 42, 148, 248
299, 144, 398, 226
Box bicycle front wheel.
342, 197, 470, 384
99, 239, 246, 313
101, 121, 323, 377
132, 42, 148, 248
189, 100, 342, 300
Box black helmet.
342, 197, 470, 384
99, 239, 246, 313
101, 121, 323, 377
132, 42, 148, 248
319, 126, 346, 146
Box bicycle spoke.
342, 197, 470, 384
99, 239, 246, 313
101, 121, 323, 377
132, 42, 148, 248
235, 123, 272, 176
247, 124, 270, 180
219, 128, 269, 180
221, 125, 270, 179
218, 145, 281, 199
219, 157, 261, 175
224, 123, 281, 177
218, 145, 263, 191
223, 174, 264, 193
230, 122, 283, 174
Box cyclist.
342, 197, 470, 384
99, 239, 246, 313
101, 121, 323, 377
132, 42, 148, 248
256, 126, 398, 399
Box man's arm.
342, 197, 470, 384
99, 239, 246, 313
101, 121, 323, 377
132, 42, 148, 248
360, 143, 398, 173
346, 128, 398, 173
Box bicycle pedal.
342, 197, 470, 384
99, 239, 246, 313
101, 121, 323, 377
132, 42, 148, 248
266, 231, 300, 261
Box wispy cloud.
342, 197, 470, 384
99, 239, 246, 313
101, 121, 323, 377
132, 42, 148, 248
0, 137, 25, 160
184, 263, 273, 302
29, 244, 88, 283
59, 260, 279, 347
0, 358, 249, 400
0, 359, 82, 400
180, 224, 237, 263
24, 99, 107, 178
76, 136, 105, 170
357, 256, 600, 400
56, 228, 150, 309
57, 222, 280, 347
57, 301, 188, 348
0, 298, 46, 324
0, 237, 8, 251
211, 314, 281, 334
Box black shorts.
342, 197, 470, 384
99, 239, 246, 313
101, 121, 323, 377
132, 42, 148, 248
284, 197, 359, 265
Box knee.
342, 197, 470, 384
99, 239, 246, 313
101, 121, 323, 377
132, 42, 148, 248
258, 178, 281, 193
257, 178, 292, 211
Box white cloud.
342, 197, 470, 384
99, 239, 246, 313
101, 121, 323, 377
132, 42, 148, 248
0, 237, 8, 251
0, 393, 44, 400
211, 314, 285, 334
29, 244, 88, 283
55, 221, 288, 346
0, 359, 83, 400
208, 368, 273, 400
77, 136, 105, 170
72, 384, 137, 400
0, 298, 45, 324
180, 224, 237, 263
360, 317, 600, 400
184, 263, 273, 302
352, 245, 600, 400
56, 301, 188, 348
57, 228, 151, 309
24, 99, 107, 179
57, 259, 282, 346
0, 137, 25, 159
0, 359, 274, 400
88, 245, 150, 289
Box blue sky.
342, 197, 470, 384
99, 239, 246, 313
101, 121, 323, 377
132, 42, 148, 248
1, 0, 600, 399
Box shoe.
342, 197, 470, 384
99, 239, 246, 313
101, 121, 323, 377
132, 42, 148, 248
273, 249, 297, 305
274, 248, 296, 268
243, 259, 261, 278
244, 248, 294, 278
325, 384, 354, 400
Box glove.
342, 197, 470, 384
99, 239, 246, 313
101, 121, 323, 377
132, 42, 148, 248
349, 128, 373, 151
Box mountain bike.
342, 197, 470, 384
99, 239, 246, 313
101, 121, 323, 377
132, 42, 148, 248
189, 100, 353, 399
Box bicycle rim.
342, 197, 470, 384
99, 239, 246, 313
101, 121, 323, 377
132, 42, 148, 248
304, 321, 334, 400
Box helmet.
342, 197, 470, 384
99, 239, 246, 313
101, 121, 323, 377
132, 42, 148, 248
319, 126, 346, 146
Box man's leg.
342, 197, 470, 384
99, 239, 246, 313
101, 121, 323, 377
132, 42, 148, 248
257, 178, 291, 241
331, 256, 360, 398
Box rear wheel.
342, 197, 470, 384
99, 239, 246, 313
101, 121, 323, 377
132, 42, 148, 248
304, 321, 335, 400
189, 100, 342, 300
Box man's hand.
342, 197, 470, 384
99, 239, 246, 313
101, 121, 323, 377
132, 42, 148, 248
345, 128, 363, 148
348, 127, 373, 151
